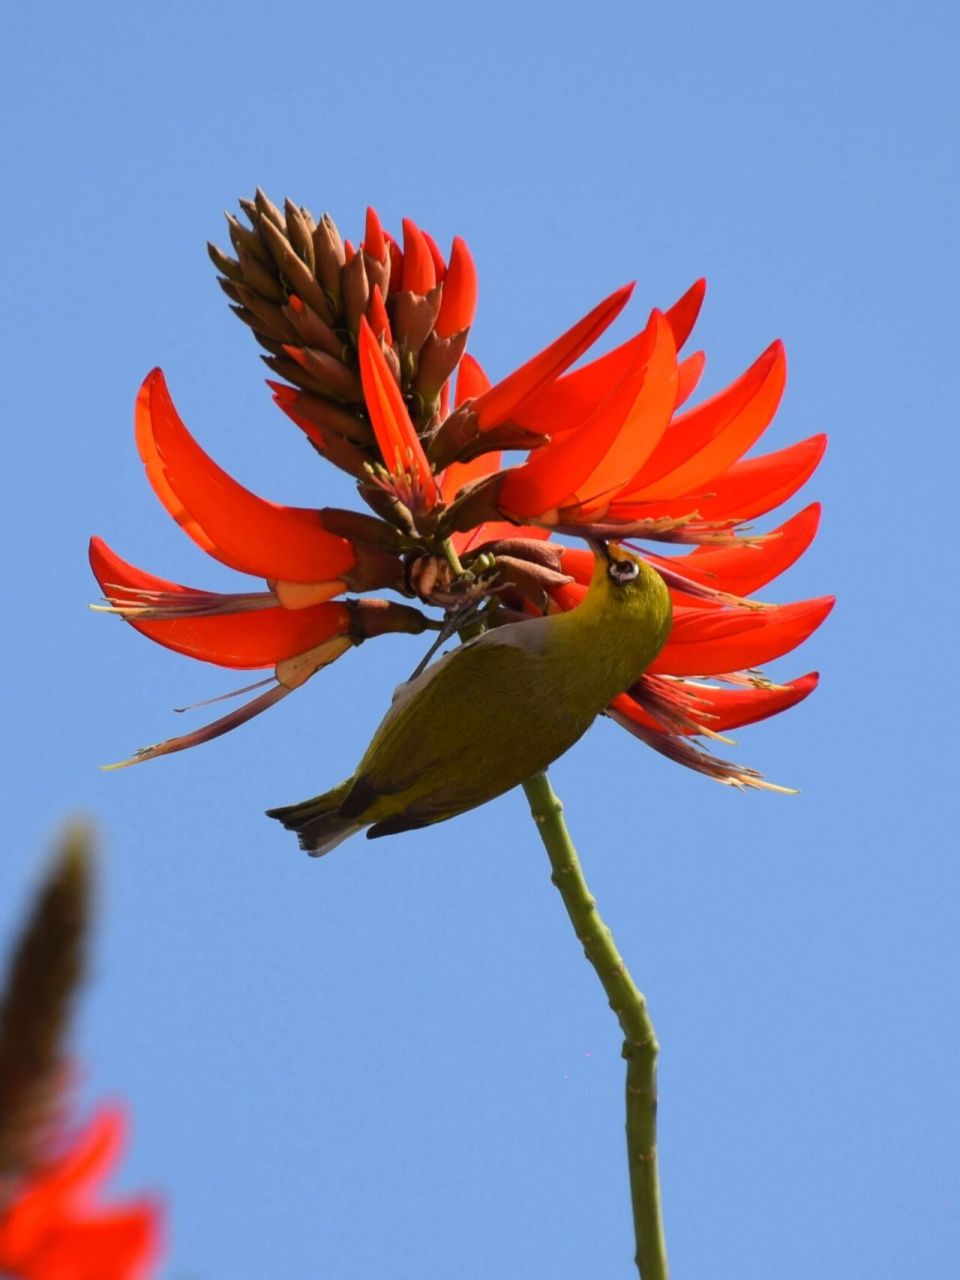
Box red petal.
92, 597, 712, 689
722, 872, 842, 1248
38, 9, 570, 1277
556, 547, 593, 584
363, 207, 386, 262
682, 672, 819, 731
624, 340, 786, 499
572, 310, 678, 504
508, 285, 704, 438
43, 1108, 124, 1195
675, 351, 705, 408
455, 353, 492, 405
401, 218, 436, 293
435, 236, 478, 337
498, 311, 675, 516
385, 233, 403, 293
358, 320, 439, 507
90, 537, 349, 669
368, 284, 392, 341
421, 229, 448, 282
609, 672, 818, 735
32, 1208, 161, 1280
440, 451, 503, 503
609, 434, 827, 526
664, 278, 706, 350
473, 283, 634, 430
651, 503, 821, 596
508, 331, 645, 437
651, 597, 834, 675
136, 370, 356, 582
451, 521, 549, 557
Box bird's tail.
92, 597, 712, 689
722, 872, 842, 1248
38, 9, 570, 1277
266, 780, 362, 857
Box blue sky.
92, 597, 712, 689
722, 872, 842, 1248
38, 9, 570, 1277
1, 1, 957, 1275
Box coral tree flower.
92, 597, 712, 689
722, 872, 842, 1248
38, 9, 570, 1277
93, 189, 831, 786
0, 1108, 160, 1280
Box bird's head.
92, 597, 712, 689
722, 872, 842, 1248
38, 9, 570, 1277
584, 537, 672, 631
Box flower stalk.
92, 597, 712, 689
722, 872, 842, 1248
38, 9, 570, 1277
522, 771, 668, 1280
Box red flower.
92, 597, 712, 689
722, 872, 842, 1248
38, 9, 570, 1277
0, 1109, 161, 1279
93, 193, 831, 787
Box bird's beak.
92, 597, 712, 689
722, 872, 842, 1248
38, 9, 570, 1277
586, 536, 611, 563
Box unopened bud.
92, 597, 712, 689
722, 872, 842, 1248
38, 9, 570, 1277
312, 213, 346, 305
347, 598, 432, 640
283, 297, 345, 360
284, 198, 316, 273
341, 250, 371, 336
207, 242, 244, 282
253, 187, 285, 230
226, 212, 273, 269
259, 217, 332, 320
414, 330, 469, 403
282, 345, 362, 402
389, 287, 442, 364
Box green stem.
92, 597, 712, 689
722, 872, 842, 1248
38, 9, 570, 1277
440, 536, 466, 578
522, 771, 668, 1280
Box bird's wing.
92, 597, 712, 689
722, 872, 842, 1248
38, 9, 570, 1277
342, 619, 572, 817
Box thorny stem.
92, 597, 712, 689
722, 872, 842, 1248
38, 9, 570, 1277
522, 771, 668, 1280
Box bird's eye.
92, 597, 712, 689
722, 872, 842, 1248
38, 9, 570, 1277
608, 559, 640, 583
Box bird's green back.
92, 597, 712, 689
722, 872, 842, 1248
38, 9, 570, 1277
342, 550, 672, 829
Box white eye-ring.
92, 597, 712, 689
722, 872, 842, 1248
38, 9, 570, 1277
608, 559, 640, 583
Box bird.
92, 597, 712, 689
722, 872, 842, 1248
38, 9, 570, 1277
267, 540, 672, 855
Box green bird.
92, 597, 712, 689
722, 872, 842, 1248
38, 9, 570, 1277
268, 541, 672, 855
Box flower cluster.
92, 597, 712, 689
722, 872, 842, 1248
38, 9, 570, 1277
92, 190, 832, 788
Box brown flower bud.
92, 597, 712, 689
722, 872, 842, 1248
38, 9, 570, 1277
283, 297, 346, 361
280, 389, 372, 444
226, 213, 273, 269
312, 214, 346, 305
414, 329, 469, 403
341, 250, 370, 336
282, 345, 362, 402
258, 217, 332, 320
207, 242, 243, 282
347, 598, 432, 640
388, 286, 442, 365
283, 198, 316, 273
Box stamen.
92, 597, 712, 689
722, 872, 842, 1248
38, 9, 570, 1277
631, 554, 772, 609
101, 683, 291, 769
607, 705, 796, 794
93, 586, 279, 621
173, 677, 276, 713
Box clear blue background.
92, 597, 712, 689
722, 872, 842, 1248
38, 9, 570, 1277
1, 1, 956, 1275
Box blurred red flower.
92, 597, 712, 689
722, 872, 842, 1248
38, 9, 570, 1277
93, 193, 831, 788
0, 1108, 161, 1280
